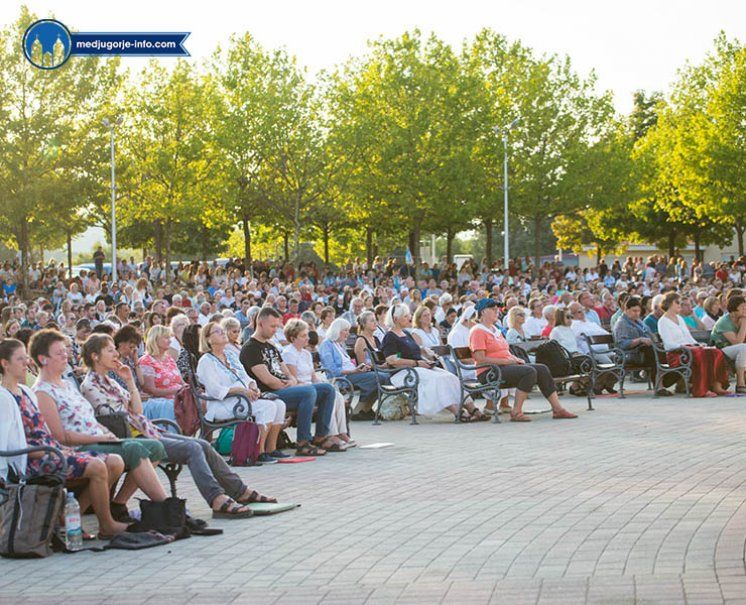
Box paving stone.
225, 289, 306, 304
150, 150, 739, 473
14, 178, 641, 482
1, 395, 746, 604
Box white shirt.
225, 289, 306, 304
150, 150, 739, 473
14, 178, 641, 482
447, 322, 471, 349
571, 319, 610, 354
411, 327, 440, 348
550, 325, 580, 354
658, 315, 697, 351
281, 345, 315, 384
524, 315, 547, 338
195, 350, 255, 421
0, 385, 29, 479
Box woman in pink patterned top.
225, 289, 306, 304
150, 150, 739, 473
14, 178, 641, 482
138, 325, 181, 422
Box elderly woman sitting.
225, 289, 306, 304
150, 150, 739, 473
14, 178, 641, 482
282, 319, 353, 449
658, 292, 730, 397
318, 318, 388, 418
196, 321, 287, 463
382, 304, 487, 422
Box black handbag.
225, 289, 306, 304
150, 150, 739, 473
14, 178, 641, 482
95, 404, 132, 439
131, 497, 190, 540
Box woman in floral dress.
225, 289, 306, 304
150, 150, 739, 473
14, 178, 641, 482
0, 338, 129, 538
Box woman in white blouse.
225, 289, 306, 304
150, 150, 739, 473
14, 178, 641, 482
411, 305, 440, 358
549, 308, 582, 354
196, 321, 287, 463
658, 292, 730, 397
281, 320, 353, 449
505, 306, 529, 344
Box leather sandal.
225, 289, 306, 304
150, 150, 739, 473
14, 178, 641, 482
510, 412, 531, 422
552, 409, 578, 419
212, 498, 253, 519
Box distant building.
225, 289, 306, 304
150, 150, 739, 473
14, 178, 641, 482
579, 230, 742, 269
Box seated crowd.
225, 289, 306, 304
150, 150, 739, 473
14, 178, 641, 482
0, 253, 745, 541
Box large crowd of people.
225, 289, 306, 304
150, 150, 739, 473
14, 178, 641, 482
1, 251, 745, 541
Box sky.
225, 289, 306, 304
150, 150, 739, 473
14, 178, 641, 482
3, 0, 745, 254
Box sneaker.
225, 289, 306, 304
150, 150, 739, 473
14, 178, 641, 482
257, 453, 278, 464
269, 450, 291, 459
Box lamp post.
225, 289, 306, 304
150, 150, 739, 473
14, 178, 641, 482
102, 117, 122, 284
494, 117, 520, 268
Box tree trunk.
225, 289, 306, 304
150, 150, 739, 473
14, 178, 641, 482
533, 215, 542, 277
164, 221, 172, 286
484, 218, 493, 266
283, 231, 290, 262
596, 244, 602, 266
735, 221, 745, 257
67, 229, 73, 279
201, 224, 209, 261
322, 225, 330, 265
293, 196, 301, 264
366, 227, 374, 268
17, 219, 30, 296
154, 220, 164, 263
242, 215, 252, 265
446, 226, 454, 263
667, 229, 676, 259
693, 230, 701, 263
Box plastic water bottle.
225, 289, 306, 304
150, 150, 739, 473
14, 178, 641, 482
63, 491, 83, 551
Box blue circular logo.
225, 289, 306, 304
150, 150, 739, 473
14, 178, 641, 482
22, 19, 72, 70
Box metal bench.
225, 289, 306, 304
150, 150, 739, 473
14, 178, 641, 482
366, 346, 420, 425
450, 346, 503, 424
651, 334, 692, 397
582, 334, 627, 399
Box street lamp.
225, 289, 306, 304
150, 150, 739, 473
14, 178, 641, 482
102, 116, 123, 284
494, 117, 520, 268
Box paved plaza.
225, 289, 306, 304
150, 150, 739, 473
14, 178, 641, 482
2, 391, 746, 605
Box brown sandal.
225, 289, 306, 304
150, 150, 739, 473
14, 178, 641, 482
552, 409, 578, 419
510, 412, 531, 422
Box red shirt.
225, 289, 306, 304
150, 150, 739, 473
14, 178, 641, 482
282, 312, 300, 325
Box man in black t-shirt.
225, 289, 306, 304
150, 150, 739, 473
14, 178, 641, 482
240, 307, 337, 456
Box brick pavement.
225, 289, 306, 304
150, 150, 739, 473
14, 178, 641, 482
2, 392, 746, 604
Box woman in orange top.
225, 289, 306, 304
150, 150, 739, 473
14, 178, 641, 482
469, 299, 577, 423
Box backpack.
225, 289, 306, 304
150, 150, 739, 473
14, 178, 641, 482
0, 476, 65, 559
229, 422, 261, 466
174, 385, 200, 437
213, 426, 234, 456
534, 340, 573, 377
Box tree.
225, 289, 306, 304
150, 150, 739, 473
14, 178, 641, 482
0, 7, 116, 292
117, 60, 220, 283
698, 36, 746, 254
466, 30, 617, 271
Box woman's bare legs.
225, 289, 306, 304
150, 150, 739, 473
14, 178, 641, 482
266, 423, 281, 452
79, 457, 128, 536
112, 460, 167, 504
